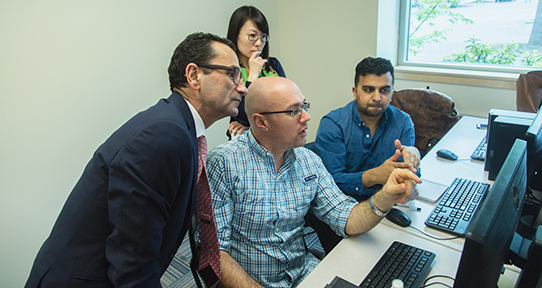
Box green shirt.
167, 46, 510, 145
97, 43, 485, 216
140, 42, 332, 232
241, 66, 279, 85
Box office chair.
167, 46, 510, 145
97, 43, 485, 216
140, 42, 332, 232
390, 88, 461, 157
300, 141, 327, 259
517, 71, 542, 113
304, 141, 316, 153
301, 141, 345, 257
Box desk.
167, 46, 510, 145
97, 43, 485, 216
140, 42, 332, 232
298, 225, 518, 288
381, 116, 489, 252
299, 116, 520, 287
419, 116, 488, 185
298, 225, 463, 288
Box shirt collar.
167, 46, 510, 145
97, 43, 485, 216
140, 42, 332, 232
182, 97, 205, 137
247, 130, 297, 163
351, 100, 363, 125
247, 130, 272, 159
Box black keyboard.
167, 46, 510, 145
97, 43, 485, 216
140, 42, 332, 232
425, 177, 490, 235
470, 135, 487, 161
359, 241, 435, 288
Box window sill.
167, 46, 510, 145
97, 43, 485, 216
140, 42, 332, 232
395, 66, 519, 90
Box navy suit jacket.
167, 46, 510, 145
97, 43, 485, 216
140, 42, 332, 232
25, 92, 198, 288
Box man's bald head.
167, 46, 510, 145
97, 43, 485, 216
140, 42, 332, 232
245, 77, 300, 126
245, 77, 310, 155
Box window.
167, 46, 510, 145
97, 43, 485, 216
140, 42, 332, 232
399, 0, 542, 72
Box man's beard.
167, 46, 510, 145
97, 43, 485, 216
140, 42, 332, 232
359, 104, 384, 117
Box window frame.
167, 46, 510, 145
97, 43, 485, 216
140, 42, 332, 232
397, 0, 533, 75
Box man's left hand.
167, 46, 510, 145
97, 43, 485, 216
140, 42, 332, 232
395, 139, 421, 171
378, 168, 422, 209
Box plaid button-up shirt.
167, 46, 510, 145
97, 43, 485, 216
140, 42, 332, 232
207, 131, 357, 288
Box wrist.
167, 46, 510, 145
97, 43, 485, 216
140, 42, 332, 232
363, 167, 380, 188
370, 194, 391, 217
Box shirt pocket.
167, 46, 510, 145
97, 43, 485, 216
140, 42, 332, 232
283, 186, 313, 221
235, 189, 276, 231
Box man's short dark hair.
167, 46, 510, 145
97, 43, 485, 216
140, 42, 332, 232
168, 32, 236, 91
354, 57, 394, 87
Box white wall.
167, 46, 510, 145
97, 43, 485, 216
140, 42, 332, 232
394, 79, 516, 117
0, 0, 516, 287
0, 1, 278, 287
277, 0, 380, 143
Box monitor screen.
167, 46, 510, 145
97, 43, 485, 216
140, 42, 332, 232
454, 139, 528, 288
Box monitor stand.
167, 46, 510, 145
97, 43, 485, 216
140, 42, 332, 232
510, 225, 542, 288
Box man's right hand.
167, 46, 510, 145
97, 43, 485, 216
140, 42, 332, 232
377, 168, 422, 209
219, 251, 264, 288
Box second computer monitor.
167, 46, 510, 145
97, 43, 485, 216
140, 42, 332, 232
487, 116, 532, 180
524, 105, 542, 192
454, 139, 528, 288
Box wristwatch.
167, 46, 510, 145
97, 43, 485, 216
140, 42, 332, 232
370, 195, 390, 217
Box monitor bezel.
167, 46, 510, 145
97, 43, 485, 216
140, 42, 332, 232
454, 139, 528, 287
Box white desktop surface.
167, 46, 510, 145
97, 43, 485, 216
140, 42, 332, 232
419, 116, 488, 186
298, 225, 462, 288
299, 115, 521, 287
379, 116, 490, 252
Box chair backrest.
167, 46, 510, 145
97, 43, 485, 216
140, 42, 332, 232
390, 88, 461, 157
517, 71, 542, 113
304, 141, 317, 153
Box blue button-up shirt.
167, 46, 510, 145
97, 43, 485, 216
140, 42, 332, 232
207, 131, 357, 288
315, 100, 416, 201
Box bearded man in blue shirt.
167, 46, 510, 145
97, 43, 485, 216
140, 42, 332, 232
312, 57, 421, 254
206, 77, 421, 288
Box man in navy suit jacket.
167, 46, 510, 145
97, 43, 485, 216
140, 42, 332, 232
25, 32, 247, 288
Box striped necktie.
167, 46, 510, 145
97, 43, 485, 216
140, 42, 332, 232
196, 135, 221, 287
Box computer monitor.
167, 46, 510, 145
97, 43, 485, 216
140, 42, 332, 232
487, 116, 532, 180
484, 109, 535, 173
454, 139, 528, 288
524, 106, 542, 193
515, 225, 542, 288
523, 107, 542, 234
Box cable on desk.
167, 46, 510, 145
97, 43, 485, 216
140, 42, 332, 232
421, 275, 455, 288
422, 282, 453, 288
525, 187, 541, 206
521, 187, 541, 218
410, 226, 462, 241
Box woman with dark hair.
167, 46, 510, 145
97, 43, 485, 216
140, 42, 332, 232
226, 5, 286, 139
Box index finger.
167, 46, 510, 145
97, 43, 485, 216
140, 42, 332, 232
395, 169, 422, 184
401, 183, 420, 204
250, 50, 262, 59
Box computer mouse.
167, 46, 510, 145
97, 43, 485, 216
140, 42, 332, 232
385, 208, 412, 227
436, 149, 458, 161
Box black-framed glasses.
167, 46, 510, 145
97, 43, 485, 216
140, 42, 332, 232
199, 64, 242, 85
242, 33, 270, 43
259, 102, 310, 117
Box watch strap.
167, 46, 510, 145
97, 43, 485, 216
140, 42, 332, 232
370, 195, 390, 217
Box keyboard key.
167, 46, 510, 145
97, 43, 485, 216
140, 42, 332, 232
471, 136, 487, 161
424, 178, 490, 236
359, 242, 435, 288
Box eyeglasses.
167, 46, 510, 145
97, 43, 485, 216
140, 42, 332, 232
242, 33, 270, 44
259, 102, 310, 117
199, 64, 242, 85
